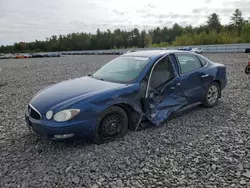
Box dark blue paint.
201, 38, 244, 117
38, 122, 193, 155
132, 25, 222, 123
30, 76, 127, 114
146, 76, 188, 125
177, 47, 192, 51
179, 70, 206, 103
25, 50, 228, 140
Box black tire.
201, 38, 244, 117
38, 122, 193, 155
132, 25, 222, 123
203, 81, 220, 108
93, 106, 128, 144
245, 65, 250, 74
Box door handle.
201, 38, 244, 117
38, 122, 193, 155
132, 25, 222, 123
171, 83, 180, 89
201, 74, 209, 78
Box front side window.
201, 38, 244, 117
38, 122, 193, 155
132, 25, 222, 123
175, 54, 202, 74
92, 56, 150, 83
149, 56, 175, 89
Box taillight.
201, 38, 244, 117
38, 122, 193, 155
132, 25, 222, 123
248, 62, 250, 66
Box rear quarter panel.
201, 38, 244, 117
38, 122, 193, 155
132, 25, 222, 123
202, 61, 227, 91
215, 63, 227, 90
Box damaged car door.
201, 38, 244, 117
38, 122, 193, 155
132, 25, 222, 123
143, 55, 188, 126
174, 53, 206, 104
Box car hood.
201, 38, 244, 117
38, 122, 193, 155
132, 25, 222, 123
30, 76, 126, 114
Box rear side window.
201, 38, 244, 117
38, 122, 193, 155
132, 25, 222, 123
175, 54, 202, 74
197, 56, 208, 66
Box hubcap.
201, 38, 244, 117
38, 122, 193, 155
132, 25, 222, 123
100, 115, 122, 139
207, 85, 218, 104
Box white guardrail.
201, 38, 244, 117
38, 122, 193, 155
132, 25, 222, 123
56, 43, 250, 54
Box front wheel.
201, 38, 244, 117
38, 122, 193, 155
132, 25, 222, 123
203, 82, 220, 108
93, 106, 128, 144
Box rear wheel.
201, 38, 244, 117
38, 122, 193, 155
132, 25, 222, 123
203, 82, 220, 108
93, 106, 128, 144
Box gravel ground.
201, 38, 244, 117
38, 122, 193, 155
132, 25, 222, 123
0, 53, 249, 188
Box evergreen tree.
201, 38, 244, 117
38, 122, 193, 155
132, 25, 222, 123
207, 13, 221, 32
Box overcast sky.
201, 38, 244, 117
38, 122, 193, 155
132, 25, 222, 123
0, 0, 250, 45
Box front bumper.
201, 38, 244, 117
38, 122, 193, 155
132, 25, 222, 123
25, 112, 96, 140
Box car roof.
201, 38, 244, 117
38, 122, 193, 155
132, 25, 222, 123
122, 50, 195, 60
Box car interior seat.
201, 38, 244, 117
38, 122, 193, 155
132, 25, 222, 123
150, 58, 173, 89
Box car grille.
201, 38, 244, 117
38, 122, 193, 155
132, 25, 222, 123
28, 105, 42, 120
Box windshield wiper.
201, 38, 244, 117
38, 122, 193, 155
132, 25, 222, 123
88, 74, 104, 81
95, 78, 104, 81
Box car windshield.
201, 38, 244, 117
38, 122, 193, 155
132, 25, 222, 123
92, 56, 150, 83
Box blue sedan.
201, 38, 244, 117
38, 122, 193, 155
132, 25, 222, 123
25, 50, 228, 144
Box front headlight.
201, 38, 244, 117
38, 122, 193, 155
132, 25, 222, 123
53, 109, 80, 122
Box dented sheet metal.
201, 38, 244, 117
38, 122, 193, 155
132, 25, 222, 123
148, 96, 187, 126
145, 77, 188, 126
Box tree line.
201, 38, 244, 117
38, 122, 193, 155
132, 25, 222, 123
1, 8, 250, 53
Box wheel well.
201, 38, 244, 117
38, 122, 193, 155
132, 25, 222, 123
114, 103, 142, 130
